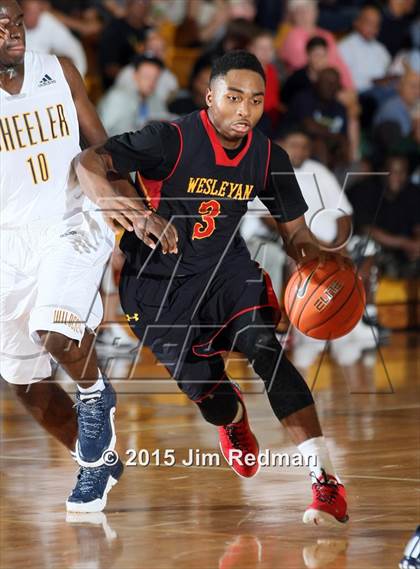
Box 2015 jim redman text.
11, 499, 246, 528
102, 448, 317, 469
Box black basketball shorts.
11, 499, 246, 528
119, 252, 280, 400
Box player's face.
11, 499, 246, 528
0, 1, 25, 66
206, 69, 265, 144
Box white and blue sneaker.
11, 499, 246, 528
66, 458, 123, 513
400, 526, 420, 569
75, 375, 117, 467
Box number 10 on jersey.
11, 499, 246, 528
27, 153, 50, 185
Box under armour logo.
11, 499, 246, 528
125, 313, 140, 322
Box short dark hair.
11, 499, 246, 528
306, 36, 328, 54
210, 50, 266, 84
132, 53, 164, 71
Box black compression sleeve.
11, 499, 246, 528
104, 121, 181, 180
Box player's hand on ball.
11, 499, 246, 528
297, 242, 352, 271
294, 240, 323, 267
132, 212, 179, 255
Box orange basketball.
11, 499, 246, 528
284, 259, 366, 340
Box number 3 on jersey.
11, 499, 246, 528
192, 200, 221, 240
27, 153, 50, 185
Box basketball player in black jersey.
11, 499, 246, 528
76, 51, 350, 527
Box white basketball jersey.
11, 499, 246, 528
0, 52, 86, 228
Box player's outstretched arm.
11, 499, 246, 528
75, 144, 142, 229
264, 144, 350, 268
65, 56, 180, 255
75, 146, 178, 254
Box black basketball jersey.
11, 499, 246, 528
121, 110, 271, 277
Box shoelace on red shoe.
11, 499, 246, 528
225, 423, 252, 451
312, 469, 340, 505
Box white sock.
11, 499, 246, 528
297, 436, 340, 482
231, 401, 244, 423
78, 370, 105, 394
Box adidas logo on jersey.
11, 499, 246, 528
38, 74, 56, 87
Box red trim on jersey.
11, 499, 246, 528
135, 122, 183, 210
164, 122, 183, 180
192, 304, 272, 358
199, 109, 253, 167
263, 270, 281, 320
192, 270, 281, 358
136, 173, 163, 211
263, 138, 271, 188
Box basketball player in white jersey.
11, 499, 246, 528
0, 0, 136, 512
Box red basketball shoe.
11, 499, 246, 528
303, 470, 349, 527
218, 385, 260, 478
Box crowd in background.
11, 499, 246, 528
21, 0, 420, 293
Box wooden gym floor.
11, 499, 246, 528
0, 331, 419, 569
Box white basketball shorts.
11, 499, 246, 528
0, 211, 115, 384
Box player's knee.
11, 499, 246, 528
236, 329, 278, 359
253, 330, 279, 355
195, 383, 239, 426
236, 329, 280, 376
236, 329, 315, 418
37, 330, 71, 358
